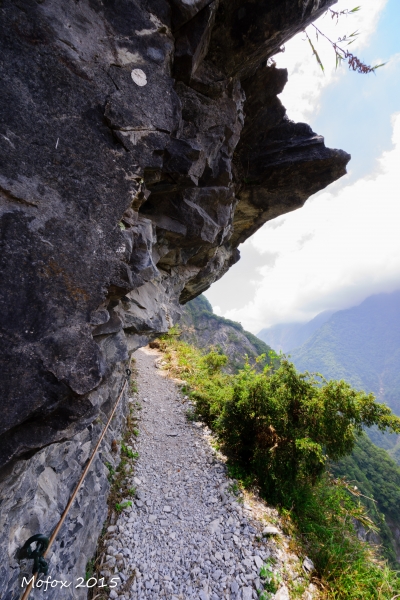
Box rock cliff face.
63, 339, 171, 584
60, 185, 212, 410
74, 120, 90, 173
178, 295, 272, 372
0, 0, 349, 595
0, 369, 128, 599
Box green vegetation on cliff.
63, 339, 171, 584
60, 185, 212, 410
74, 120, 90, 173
180, 295, 273, 371
283, 291, 400, 561
332, 433, 400, 566
156, 329, 400, 599
290, 291, 400, 417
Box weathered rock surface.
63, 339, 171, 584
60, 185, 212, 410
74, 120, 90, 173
0, 0, 348, 470
0, 367, 129, 600
0, 0, 349, 596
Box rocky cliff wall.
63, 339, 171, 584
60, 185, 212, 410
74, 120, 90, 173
0, 366, 129, 599
0, 0, 349, 596
178, 295, 272, 372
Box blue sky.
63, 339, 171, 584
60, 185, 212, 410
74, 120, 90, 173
312, 0, 400, 182
205, 0, 400, 333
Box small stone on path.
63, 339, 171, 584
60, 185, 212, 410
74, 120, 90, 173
274, 585, 290, 600
263, 526, 280, 536
242, 587, 253, 600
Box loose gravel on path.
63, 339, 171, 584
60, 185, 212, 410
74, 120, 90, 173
101, 346, 309, 600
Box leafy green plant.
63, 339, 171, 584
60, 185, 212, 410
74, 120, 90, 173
106, 462, 115, 481
264, 574, 281, 595
121, 442, 138, 459
166, 324, 181, 337
259, 561, 274, 579
228, 482, 241, 496
291, 579, 307, 597
203, 350, 228, 374
289, 477, 400, 598
217, 359, 400, 505
85, 557, 95, 581
258, 562, 281, 600
127, 487, 136, 497
115, 500, 132, 513
185, 408, 197, 422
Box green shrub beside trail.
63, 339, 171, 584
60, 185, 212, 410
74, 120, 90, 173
216, 359, 400, 505
158, 330, 400, 598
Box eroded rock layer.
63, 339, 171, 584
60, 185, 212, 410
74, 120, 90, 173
0, 0, 348, 470
0, 0, 348, 594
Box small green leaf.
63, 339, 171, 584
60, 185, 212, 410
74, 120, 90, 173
372, 62, 387, 71
307, 36, 325, 73
115, 500, 132, 513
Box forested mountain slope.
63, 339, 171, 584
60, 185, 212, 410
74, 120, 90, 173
287, 291, 400, 461
333, 434, 400, 565
257, 309, 335, 352
290, 291, 400, 415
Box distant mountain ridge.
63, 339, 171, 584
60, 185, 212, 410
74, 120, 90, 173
182, 292, 400, 565
290, 291, 400, 415
257, 309, 335, 352
257, 290, 400, 462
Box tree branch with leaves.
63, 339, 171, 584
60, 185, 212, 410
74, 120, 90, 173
304, 6, 386, 74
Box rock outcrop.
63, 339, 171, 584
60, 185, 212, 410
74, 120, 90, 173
0, 0, 349, 469
0, 0, 349, 595
178, 295, 272, 371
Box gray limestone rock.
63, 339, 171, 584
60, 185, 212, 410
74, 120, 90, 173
0, 369, 129, 599
263, 527, 281, 536
0, 0, 349, 595
274, 585, 290, 600
303, 556, 315, 573
0, 0, 348, 469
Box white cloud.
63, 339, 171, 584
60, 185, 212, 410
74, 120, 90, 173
224, 112, 400, 333
275, 0, 388, 123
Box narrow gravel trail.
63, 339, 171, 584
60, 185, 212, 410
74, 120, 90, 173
104, 346, 296, 600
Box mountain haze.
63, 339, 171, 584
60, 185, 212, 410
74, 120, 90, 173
290, 291, 400, 414
257, 310, 335, 352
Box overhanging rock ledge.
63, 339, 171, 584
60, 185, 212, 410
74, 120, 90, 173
0, 0, 348, 595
